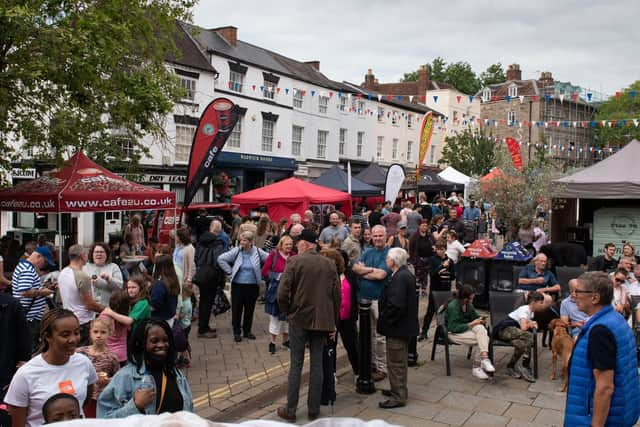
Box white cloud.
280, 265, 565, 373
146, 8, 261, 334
193, 0, 640, 95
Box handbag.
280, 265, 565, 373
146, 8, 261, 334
212, 286, 231, 316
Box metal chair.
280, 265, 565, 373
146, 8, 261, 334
488, 291, 538, 379
430, 291, 472, 376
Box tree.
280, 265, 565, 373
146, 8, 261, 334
472, 146, 565, 240
400, 57, 480, 94
400, 57, 447, 82
442, 61, 480, 95
594, 81, 640, 147
438, 128, 496, 176
479, 63, 506, 87
0, 0, 195, 172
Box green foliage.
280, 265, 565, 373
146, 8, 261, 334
471, 144, 565, 240
438, 127, 496, 176
0, 0, 195, 170
595, 81, 640, 147
479, 63, 506, 87
400, 57, 483, 94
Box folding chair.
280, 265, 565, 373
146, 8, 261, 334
430, 290, 473, 376
488, 291, 538, 379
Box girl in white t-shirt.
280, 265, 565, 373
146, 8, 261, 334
5, 308, 98, 427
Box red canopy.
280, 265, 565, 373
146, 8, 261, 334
232, 177, 352, 222
0, 152, 176, 213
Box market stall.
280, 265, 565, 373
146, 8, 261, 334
0, 151, 176, 264
231, 177, 352, 223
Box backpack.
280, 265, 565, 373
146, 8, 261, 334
193, 237, 227, 288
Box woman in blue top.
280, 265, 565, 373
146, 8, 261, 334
149, 255, 180, 326
97, 319, 193, 417
217, 231, 269, 342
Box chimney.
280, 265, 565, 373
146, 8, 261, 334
363, 69, 377, 90
538, 71, 554, 89
417, 64, 430, 97
214, 26, 237, 47
305, 61, 320, 71
506, 63, 522, 81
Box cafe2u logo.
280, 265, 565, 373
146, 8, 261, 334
611, 215, 638, 236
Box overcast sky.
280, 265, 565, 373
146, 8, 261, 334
193, 0, 639, 96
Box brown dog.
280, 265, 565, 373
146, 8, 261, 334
549, 318, 574, 392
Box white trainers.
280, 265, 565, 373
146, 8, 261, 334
480, 358, 495, 373
472, 367, 489, 380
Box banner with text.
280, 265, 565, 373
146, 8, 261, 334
505, 137, 524, 171
417, 111, 433, 180
184, 98, 240, 208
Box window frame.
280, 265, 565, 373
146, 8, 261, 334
339, 128, 347, 156
229, 71, 244, 93
376, 136, 384, 161
357, 132, 364, 157
317, 130, 328, 159
392, 138, 399, 160
180, 77, 196, 101
293, 89, 303, 108
263, 81, 276, 100
407, 140, 413, 162
262, 118, 275, 152
175, 124, 196, 162
292, 125, 303, 156
228, 115, 242, 148
318, 95, 329, 114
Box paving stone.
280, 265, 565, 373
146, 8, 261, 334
477, 383, 539, 405
387, 413, 447, 427
433, 407, 473, 426
440, 391, 484, 411
506, 419, 548, 427
409, 383, 449, 403
503, 403, 541, 422
533, 408, 564, 426
532, 392, 566, 411
475, 397, 511, 416
463, 411, 510, 427
387, 400, 440, 420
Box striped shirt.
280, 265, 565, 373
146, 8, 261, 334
11, 259, 45, 320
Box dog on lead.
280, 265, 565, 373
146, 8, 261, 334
549, 318, 574, 392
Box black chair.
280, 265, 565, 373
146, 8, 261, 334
555, 266, 585, 298
488, 291, 538, 379
430, 291, 472, 376
512, 265, 525, 290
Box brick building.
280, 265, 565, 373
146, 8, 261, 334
478, 64, 597, 165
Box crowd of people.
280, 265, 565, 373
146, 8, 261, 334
0, 197, 639, 426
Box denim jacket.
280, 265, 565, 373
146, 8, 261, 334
97, 362, 194, 418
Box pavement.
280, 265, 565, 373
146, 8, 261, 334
184, 291, 634, 427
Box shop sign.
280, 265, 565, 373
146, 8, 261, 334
593, 207, 640, 257
11, 168, 36, 179
142, 174, 186, 184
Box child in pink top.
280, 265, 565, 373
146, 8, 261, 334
340, 276, 351, 321
99, 290, 131, 366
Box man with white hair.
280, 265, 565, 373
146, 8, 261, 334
352, 224, 391, 381
517, 253, 560, 307
376, 248, 418, 409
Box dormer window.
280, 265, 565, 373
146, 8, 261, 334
508, 84, 518, 98
482, 87, 491, 102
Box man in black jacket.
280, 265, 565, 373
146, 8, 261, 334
194, 219, 228, 338
377, 247, 418, 409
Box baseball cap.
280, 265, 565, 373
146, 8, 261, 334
398, 221, 407, 229
35, 246, 56, 268
299, 229, 318, 244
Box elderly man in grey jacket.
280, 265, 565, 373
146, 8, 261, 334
276, 229, 341, 423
